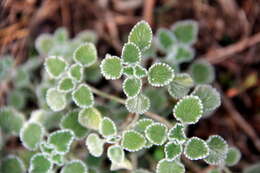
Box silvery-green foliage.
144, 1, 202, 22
0, 155, 25, 173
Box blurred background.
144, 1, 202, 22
0, 0, 260, 172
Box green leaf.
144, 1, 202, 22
134, 118, 154, 134
73, 43, 97, 67
14, 68, 30, 88
60, 110, 88, 139
39, 141, 55, 154
171, 20, 198, 45
106, 135, 121, 144
86, 133, 104, 157
173, 96, 203, 124
72, 84, 94, 108
99, 117, 117, 138
29, 153, 53, 173
123, 77, 142, 98
156, 159, 185, 173
208, 168, 222, 173
189, 60, 215, 84
148, 63, 174, 87
20, 122, 44, 150
164, 141, 182, 161
184, 137, 209, 160
46, 88, 67, 112
168, 45, 194, 64
122, 42, 141, 64
133, 169, 152, 173
128, 20, 152, 51
110, 158, 133, 171
69, 63, 84, 82
123, 66, 134, 77
168, 73, 194, 99
145, 123, 168, 145
204, 135, 228, 165
225, 147, 241, 166
76, 29, 98, 44
121, 130, 146, 152
156, 28, 176, 52
58, 77, 76, 93
0, 56, 13, 81
78, 107, 102, 130
100, 55, 123, 80
1, 155, 25, 173
107, 145, 125, 163
61, 160, 87, 173
192, 85, 221, 115
7, 90, 26, 110
48, 129, 75, 154
0, 107, 25, 135
35, 34, 54, 54
54, 27, 69, 43
126, 94, 150, 114
134, 65, 148, 78
144, 88, 167, 113
168, 123, 187, 144
44, 56, 67, 79
51, 153, 64, 166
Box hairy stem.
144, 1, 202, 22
88, 85, 173, 127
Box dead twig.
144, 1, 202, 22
203, 32, 260, 64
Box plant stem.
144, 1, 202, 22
88, 85, 173, 127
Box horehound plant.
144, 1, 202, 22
0, 21, 242, 173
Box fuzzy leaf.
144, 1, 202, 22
39, 141, 55, 154
60, 110, 88, 139
156, 159, 185, 173
208, 168, 222, 173
192, 85, 221, 115
204, 135, 228, 165
123, 66, 134, 76
169, 45, 194, 64
107, 145, 125, 163
72, 84, 94, 108
46, 88, 66, 112
134, 65, 148, 78
100, 55, 123, 80
126, 94, 150, 114
51, 153, 64, 166
168, 73, 194, 99
99, 117, 117, 138
134, 118, 154, 134
1, 155, 25, 173
184, 137, 209, 160
86, 133, 104, 157
48, 129, 75, 154
35, 34, 54, 54
14, 68, 30, 88
44, 56, 67, 79
128, 20, 152, 51
145, 123, 168, 145
171, 20, 198, 45
58, 77, 76, 93
20, 122, 44, 150
164, 141, 182, 161
225, 147, 241, 166
7, 90, 26, 109
69, 64, 84, 82
122, 42, 141, 64
173, 96, 203, 124
121, 130, 146, 152
189, 60, 215, 84
76, 30, 98, 44
110, 158, 133, 171
145, 88, 167, 113
168, 123, 187, 143
148, 63, 174, 87
156, 28, 176, 52
78, 107, 102, 130
61, 160, 87, 173
54, 27, 69, 43
29, 153, 53, 173
0, 56, 13, 81
0, 107, 25, 135
73, 43, 97, 67
123, 77, 142, 98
